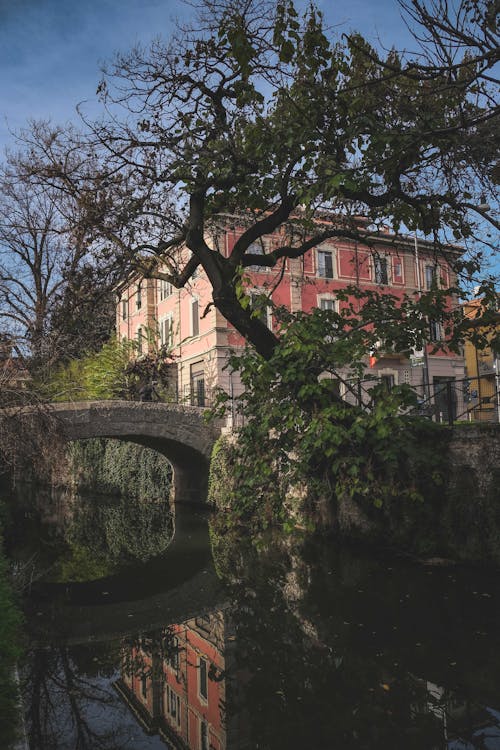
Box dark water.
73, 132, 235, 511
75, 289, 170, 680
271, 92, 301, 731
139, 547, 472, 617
9, 488, 500, 750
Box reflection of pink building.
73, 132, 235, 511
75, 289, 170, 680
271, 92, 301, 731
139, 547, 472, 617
115, 610, 247, 749
116, 218, 465, 410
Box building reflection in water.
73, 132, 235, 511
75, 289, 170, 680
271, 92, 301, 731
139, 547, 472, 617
113, 606, 500, 750
114, 608, 246, 750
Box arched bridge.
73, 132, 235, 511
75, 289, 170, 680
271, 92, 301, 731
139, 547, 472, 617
46, 401, 223, 504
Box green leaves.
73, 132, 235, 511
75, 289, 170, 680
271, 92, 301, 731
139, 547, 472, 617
209, 297, 450, 533
46, 336, 137, 401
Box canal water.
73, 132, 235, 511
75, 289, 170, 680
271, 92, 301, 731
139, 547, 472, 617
7, 486, 500, 750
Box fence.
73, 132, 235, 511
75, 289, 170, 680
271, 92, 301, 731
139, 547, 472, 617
408, 374, 500, 425
347, 373, 499, 426
127, 374, 500, 428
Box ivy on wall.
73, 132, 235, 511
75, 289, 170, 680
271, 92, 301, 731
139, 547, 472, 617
68, 438, 172, 500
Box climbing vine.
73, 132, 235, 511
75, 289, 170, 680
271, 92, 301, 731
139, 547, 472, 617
68, 438, 172, 500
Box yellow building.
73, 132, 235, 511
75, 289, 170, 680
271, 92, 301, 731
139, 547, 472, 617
462, 299, 500, 422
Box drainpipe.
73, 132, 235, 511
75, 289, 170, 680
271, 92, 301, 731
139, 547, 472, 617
494, 352, 500, 423
414, 234, 431, 402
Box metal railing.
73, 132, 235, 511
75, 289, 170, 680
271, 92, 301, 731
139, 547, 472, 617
48, 374, 498, 428
406, 374, 500, 425
335, 373, 500, 426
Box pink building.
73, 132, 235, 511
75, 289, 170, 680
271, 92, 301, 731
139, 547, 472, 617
116, 217, 465, 417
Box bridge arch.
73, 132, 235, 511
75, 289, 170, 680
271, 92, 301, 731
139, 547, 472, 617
47, 401, 222, 505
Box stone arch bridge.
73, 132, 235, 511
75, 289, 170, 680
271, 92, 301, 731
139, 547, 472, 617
43, 401, 223, 504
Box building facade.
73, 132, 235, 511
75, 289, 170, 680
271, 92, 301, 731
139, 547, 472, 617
116, 219, 466, 417
462, 298, 500, 422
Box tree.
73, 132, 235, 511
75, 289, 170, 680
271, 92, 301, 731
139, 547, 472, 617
210, 300, 451, 527
0, 149, 115, 370
16, 0, 498, 361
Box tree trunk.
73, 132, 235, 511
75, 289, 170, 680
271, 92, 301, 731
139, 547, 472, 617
212, 287, 279, 361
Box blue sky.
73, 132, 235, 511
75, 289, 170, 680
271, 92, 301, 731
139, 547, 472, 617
0, 0, 415, 152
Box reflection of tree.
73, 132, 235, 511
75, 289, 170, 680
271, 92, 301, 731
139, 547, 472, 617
121, 627, 180, 684
22, 640, 135, 750
211, 527, 500, 750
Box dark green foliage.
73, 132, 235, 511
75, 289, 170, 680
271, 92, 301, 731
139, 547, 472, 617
210, 306, 443, 535
208, 436, 238, 511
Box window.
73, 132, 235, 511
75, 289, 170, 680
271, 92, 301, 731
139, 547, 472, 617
319, 298, 336, 312
425, 265, 437, 290
374, 256, 388, 285
429, 320, 441, 342
199, 657, 208, 701
317, 249, 334, 279
137, 327, 143, 355
246, 241, 267, 271
249, 292, 272, 329
166, 636, 179, 671
380, 374, 395, 391
191, 298, 199, 337
433, 376, 457, 423
191, 362, 205, 407
393, 258, 403, 283
159, 279, 173, 301
200, 720, 209, 750
160, 315, 173, 348
136, 283, 142, 310
141, 675, 147, 700
121, 299, 127, 320
166, 686, 181, 726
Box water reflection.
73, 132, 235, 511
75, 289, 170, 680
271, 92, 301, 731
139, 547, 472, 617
16, 504, 500, 750
7, 484, 173, 584
116, 611, 234, 749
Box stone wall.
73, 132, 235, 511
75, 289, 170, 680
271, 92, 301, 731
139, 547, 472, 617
337, 423, 500, 564
208, 424, 500, 566
447, 424, 500, 503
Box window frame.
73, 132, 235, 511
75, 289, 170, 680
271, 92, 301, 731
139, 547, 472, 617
200, 719, 209, 750
317, 248, 335, 279
246, 240, 268, 271
425, 264, 437, 290
249, 290, 273, 330
159, 314, 174, 348
191, 297, 200, 337
140, 674, 147, 701
318, 295, 337, 312
373, 255, 389, 285
429, 319, 442, 342
158, 278, 173, 301
198, 656, 208, 703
